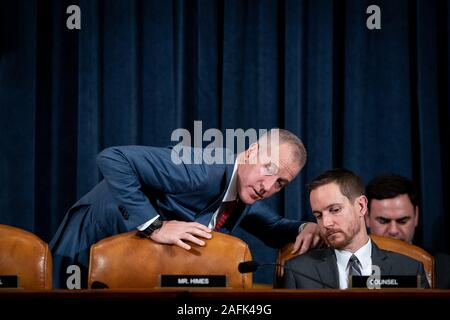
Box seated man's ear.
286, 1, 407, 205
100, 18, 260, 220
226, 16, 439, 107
356, 195, 369, 217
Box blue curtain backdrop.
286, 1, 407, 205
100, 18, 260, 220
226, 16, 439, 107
1, 0, 449, 284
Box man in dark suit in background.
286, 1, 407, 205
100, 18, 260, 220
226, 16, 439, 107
366, 174, 450, 289
282, 169, 429, 289
50, 129, 321, 288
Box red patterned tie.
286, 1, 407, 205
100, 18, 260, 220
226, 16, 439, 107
214, 199, 239, 231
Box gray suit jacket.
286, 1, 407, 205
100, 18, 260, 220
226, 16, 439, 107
282, 242, 430, 289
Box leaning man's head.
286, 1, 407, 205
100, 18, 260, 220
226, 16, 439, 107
236, 129, 307, 205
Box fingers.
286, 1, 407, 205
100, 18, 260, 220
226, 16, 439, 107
182, 222, 212, 239
188, 222, 212, 233
174, 238, 191, 251
170, 233, 207, 251
291, 222, 322, 254
189, 227, 212, 239
165, 234, 207, 250
291, 238, 302, 254
298, 235, 312, 255
182, 233, 206, 247
151, 220, 212, 250
291, 234, 312, 255
312, 233, 322, 247
175, 221, 212, 239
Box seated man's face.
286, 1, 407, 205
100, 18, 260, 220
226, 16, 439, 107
310, 182, 366, 250
366, 194, 418, 244
237, 143, 300, 205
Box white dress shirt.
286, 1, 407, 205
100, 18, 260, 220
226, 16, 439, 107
334, 238, 372, 289
208, 161, 239, 229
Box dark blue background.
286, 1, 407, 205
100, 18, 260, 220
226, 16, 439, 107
1, 0, 449, 284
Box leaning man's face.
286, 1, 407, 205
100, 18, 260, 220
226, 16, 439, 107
237, 143, 300, 205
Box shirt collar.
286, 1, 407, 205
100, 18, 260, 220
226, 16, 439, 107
334, 238, 372, 272
221, 160, 239, 202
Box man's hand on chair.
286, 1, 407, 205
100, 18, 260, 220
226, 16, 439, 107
150, 220, 212, 250
291, 222, 323, 254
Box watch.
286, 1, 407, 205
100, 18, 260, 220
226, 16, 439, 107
138, 218, 163, 238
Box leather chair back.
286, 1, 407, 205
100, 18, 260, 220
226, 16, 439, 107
88, 231, 252, 288
0, 224, 52, 289
370, 234, 434, 287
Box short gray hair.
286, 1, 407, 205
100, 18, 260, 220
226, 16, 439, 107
258, 128, 307, 168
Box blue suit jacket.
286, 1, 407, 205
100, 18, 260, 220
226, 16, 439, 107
50, 146, 303, 287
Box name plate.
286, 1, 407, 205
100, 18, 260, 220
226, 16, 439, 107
160, 275, 227, 287
349, 275, 420, 289
0, 275, 19, 288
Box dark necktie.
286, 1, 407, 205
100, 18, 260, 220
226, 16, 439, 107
214, 199, 239, 231
348, 254, 362, 276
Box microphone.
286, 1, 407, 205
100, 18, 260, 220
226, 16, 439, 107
238, 260, 335, 289
238, 261, 262, 273
91, 281, 109, 289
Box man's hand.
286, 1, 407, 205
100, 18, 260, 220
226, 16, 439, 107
150, 220, 212, 250
291, 222, 322, 254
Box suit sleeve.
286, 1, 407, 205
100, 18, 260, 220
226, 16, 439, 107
239, 200, 303, 248
281, 260, 297, 289
96, 146, 205, 225
418, 262, 431, 288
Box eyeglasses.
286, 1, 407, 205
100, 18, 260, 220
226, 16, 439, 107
260, 162, 279, 176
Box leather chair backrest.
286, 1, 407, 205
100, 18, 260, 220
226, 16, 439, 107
88, 231, 252, 288
0, 224, 52, 289
276, 234, 435, 288
370, 234, 434, 287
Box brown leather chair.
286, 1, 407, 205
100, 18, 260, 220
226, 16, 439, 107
0, 224, 52, 289
275, 234, 435, 288
370, 234, 434, 287
88, 231, 253, 288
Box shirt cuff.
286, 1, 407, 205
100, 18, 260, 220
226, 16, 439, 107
137, 215, 160, 231
298, 222, 308, 233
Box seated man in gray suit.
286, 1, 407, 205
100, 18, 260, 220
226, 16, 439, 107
282, 169, 429, 289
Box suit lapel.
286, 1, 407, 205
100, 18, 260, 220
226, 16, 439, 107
371, 242, 392, 275
315, 248, 340, 288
